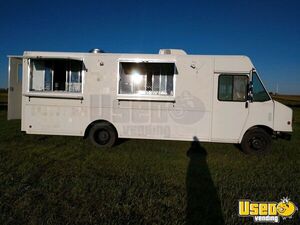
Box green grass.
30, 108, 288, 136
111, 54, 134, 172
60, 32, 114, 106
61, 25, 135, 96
1, 102, 300, 224
0, 92, 7, 105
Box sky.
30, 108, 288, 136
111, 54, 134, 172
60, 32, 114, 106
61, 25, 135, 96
0, 0, 299, 94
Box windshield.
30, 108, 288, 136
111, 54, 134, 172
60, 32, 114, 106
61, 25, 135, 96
252, 72, 270, 102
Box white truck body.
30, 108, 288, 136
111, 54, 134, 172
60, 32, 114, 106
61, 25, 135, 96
7, 49, 292, 145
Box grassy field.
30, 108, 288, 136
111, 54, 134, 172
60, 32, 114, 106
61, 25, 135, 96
0, 92, 7, 105
0, 96, 300, 225
272, 94, 300, 107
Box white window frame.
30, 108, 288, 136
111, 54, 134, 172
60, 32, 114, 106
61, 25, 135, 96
117, 59, 177, 102
25, 58, 85, 99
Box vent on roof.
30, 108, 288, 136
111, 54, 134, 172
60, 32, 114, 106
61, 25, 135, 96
89, 48, 105, 53
159, 49, 187, 55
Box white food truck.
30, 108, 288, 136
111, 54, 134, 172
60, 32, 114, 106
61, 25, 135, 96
7, 49, 292, 153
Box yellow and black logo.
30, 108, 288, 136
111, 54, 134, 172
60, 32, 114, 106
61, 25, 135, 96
239, 197, 297, 223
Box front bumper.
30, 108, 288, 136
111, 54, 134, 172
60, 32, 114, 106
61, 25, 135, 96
274, 131, 292, 141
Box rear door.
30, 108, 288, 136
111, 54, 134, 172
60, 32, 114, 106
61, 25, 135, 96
8, 57, 23, 120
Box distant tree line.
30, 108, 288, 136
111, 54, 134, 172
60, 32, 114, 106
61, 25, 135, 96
0, 88, 8, 93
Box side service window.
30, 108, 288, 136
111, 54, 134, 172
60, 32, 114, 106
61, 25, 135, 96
29, 59, 83, 93
119, 62, 176, 96
218, 74, 248, 101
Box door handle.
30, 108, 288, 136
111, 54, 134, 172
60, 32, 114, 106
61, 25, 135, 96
10, 87, 14, 92
245, 101, 249, 108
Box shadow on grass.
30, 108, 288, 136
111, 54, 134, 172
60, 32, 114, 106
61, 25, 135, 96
186, 136, 224, 225
115, 138, 129, 146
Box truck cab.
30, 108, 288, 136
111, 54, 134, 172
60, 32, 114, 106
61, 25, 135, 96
240, 70, 292, 153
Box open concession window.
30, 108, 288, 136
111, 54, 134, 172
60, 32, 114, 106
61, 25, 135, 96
118, 62, 177, 100
29, 59, 83, 94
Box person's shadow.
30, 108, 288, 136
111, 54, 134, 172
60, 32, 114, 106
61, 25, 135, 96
186, 136, 225, 225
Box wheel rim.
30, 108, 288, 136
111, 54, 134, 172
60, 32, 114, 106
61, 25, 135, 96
94, 129, 111, 145
249, 136, 266, 151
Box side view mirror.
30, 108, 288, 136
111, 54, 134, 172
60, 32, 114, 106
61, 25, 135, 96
248, 81, 253, 103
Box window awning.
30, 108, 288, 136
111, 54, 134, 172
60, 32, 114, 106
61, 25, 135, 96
7, 55, 23, 59
23, 55, 84, 61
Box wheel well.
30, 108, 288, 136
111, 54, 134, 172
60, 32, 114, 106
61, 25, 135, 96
84, 120, 118, 139
246, 125, 273, 136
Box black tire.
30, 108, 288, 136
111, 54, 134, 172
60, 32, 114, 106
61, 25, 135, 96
89, 122, 117, 147
241, 128, 272, 154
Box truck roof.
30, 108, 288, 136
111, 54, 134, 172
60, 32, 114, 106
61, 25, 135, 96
20, 49, 254, 73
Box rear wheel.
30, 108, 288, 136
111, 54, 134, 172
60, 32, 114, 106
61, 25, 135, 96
241, 128, 272, 154
89, 122, 117, 147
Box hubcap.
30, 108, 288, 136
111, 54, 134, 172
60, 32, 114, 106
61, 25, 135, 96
249, 136, 265, 151
95, 129, 110, 145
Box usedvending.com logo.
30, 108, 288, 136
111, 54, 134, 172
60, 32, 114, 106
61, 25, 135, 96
238, 197, 298, 223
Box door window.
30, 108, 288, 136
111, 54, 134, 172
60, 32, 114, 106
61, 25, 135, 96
218, 75, 248, 101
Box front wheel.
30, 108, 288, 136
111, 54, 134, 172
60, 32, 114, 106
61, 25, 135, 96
241, 128, 272, 154
89, 122, 117, 147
